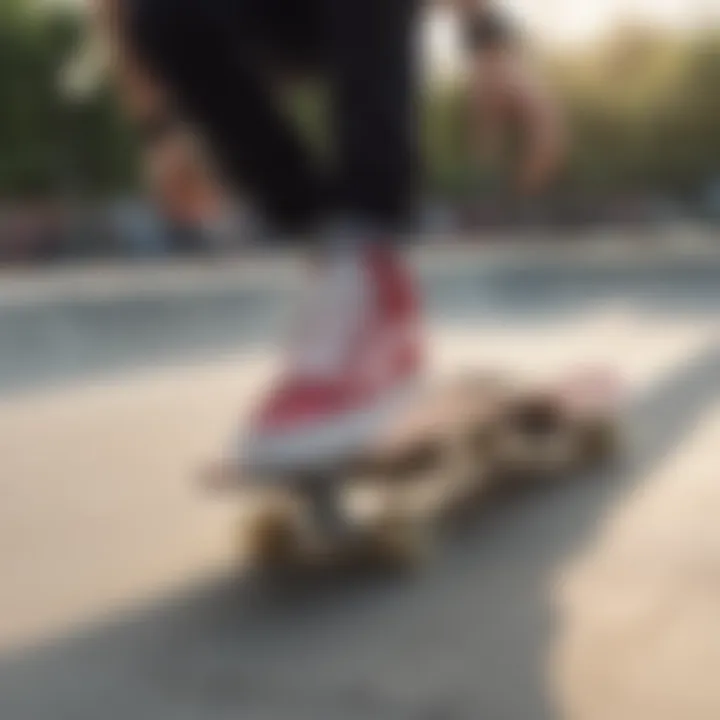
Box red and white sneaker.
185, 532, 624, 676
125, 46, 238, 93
241, 244, 424, 475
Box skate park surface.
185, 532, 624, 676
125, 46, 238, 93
2, 239, 720, 720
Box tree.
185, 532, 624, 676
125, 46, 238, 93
0, 1, 139, 198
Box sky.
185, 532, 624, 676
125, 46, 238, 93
514, 0, 718, 43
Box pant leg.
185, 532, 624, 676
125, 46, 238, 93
126, 0, 327, 232
321, 0, 419, 231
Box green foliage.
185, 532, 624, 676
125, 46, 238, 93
539, 26, 720, 195
0, 3, 139, 199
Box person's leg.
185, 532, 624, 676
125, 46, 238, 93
240, 0, 424, 473
322, 0, 419, 232
125, 0, 422, 471
126, 0, 327, 232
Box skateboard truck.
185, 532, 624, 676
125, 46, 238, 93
300, 474, 352, 539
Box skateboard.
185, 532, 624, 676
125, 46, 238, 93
201, 367, 623, 574
202, 374, 504, 573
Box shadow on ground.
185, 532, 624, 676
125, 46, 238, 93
1, 345, 719, 720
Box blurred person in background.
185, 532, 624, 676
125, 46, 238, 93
465, 5, 566, 198
93, 0, 562, 472
145, 128, 246, 254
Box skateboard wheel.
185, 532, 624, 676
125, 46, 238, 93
491, 392, 578, 479
508, 393, 566, 437
368, 514, 433, 570
242, 503, 303, 570
492, 426, 578, 486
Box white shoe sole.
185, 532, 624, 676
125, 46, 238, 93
236, 379, 420, 481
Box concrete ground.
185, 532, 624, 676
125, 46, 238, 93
1, 245, 720, 719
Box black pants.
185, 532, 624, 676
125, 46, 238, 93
128, 0, 418, 233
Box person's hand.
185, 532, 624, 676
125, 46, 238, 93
511, 70, 566, 196
469, 48, 566, 196
145, 130, 225, 224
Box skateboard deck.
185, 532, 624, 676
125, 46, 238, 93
201, 366, 624, 574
